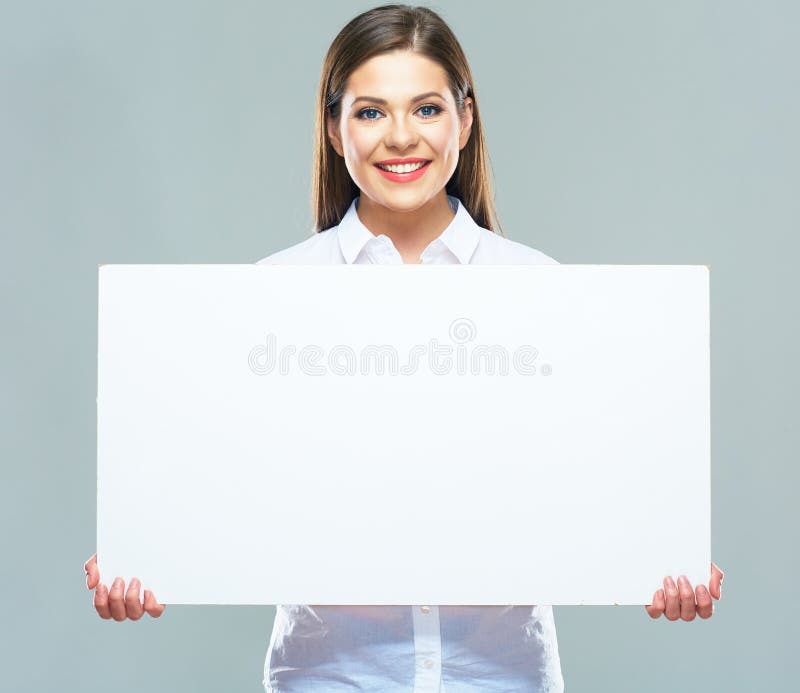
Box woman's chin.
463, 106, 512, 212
366, 185, 442, 212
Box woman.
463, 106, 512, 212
84, 4, 724, 692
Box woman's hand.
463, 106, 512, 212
84, 553, 166, 621
645, 561, 723, 621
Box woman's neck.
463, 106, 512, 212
355, 192, 455, 264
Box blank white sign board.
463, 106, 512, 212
97, 264, 710, 605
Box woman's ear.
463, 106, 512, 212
458, 97, 474, 151
326, 113, 344, 157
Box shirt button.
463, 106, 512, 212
420, 605, 431, 614
424, 659, 434, 669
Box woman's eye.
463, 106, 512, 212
358, 107, 381, 120
418, 104, 442, 118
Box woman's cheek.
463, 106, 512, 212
432, 126, 459, 163
342, 142, 371, 186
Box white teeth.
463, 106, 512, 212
377, 161, 427, 173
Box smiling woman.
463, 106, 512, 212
83, 3, 724, 692
254, 5, 572, 691
310, 6, 503, 266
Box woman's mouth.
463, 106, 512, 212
373, 160, 431, 183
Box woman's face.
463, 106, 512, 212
327, 49, 473, 212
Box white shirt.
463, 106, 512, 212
256, 195, 565, 693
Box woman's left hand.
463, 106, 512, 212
645, 561, 724, 620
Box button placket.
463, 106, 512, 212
411, 604, 442, 693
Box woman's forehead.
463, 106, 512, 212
344, 51, 450, 102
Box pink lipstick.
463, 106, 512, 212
373, 157, 432, 183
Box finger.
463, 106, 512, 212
143, 589, 166, 618
84, 553, 100, 590
710, 561, 724, 600
645, 589, 664, 619
108, 577, 127, 621
677, 575, 697, 622
94, 582, 112, 619
663, 576, 680, 621
654, 587, 666, 614
696, 584, 714, 618
125, 578, 145, 621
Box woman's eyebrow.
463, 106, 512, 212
352, 91, 444, 106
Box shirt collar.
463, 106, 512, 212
337, 194, 481, 265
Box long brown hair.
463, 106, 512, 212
311, 3, 504, 236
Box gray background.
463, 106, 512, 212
2, 0, 796, 690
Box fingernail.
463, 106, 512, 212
131, 578, 140, 589
112, 577, 122, 589
678, 575, 688, 586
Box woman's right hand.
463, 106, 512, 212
84, 553, 166, 621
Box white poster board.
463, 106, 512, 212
96, 264, 710, 605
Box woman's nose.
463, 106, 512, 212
384, 117, 417, 149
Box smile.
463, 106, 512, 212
373, 160, 431, 183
